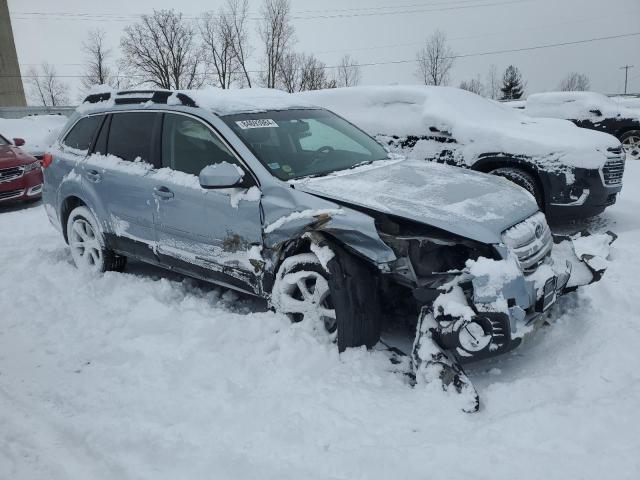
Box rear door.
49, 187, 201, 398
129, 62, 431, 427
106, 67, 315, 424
152, 112, 263, 292
85, 111, 162, 259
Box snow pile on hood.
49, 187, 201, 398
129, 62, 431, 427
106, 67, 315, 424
525, 91, 638, 121
298, 86, 620, 169
0, 115, 68, 156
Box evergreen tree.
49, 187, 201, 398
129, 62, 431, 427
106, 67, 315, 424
500, 65, 524, 100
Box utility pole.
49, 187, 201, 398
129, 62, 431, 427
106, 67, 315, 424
0, 0, 27, 106
620, 65, 634, 94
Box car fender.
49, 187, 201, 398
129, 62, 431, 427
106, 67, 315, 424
260, 184, 396, 268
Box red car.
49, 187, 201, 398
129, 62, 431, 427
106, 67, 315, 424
0, 134, 43, 204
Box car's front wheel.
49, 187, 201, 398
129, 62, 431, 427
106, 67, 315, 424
620, 130, 640, 160
66, 205, 126, 273
271, 246, 381, 351
271, 253, 337, 338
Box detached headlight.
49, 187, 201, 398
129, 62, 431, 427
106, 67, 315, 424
23, 161, 41, 173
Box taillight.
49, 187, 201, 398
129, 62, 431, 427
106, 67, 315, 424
42, 152, 53, 169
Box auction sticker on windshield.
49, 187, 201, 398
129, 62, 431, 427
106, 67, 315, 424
235, 119, 278, 129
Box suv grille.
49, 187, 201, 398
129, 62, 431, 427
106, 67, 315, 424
602, 157, 624, 186
0, 166, 24, 184
502, 212, 553, 273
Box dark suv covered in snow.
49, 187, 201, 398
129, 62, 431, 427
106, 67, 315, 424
300, 86, 626, 219
523, 91, 640, 162
42, 88, 613, 410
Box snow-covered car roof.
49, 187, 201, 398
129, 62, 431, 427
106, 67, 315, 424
297, 85, 621, 169
78, 85, 316, 116
184, 87, 315, 115
524, 91, 625, 120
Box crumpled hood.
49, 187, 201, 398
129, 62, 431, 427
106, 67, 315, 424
295, 158, 538, 244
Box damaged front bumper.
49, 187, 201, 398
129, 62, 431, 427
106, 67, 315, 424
426, 230, 616, 363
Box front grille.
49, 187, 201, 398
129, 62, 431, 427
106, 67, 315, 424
0, 188, 25, 201
502, 212, 553, 273
607, 146, 623, 156
602, 157, 625, 186
0, 166, 24, 184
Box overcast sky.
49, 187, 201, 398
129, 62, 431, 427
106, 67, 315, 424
8, 0, 640, 103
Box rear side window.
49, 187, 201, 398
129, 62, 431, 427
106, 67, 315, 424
63, 115, 103, 151
107, 112, 158, 163
161, 113, 238, 175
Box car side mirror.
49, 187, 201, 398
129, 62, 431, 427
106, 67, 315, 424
13, 138, 25, 147
199, 162, 245, 189
589, 109, 602, 117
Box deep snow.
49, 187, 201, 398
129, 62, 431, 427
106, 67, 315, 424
1, 161, 640, 478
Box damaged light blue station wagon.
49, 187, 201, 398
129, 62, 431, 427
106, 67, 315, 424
43, 88, 616, 411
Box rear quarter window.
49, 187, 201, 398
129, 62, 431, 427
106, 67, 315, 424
62, 115, 103, 151
107, 112, 159, 163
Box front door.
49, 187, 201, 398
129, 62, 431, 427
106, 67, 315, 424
153, 113, 263, 293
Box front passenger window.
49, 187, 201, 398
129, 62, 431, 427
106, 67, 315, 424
162, 114, 238, 175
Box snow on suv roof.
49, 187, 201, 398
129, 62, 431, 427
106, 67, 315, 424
299, 85, 525, 137
185, 87, 314, 115
525, 91, 621, 120
78, 85, 315, 116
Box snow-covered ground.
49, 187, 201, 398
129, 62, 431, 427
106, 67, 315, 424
1, 152, 640, 478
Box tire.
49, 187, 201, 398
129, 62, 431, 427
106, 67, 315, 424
620, 130, 640, 161
271, 246, 381, 352
490, 167, 543, 208
66, 206, 127, 273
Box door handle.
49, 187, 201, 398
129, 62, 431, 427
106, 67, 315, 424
153, 186, 174, 199
85, 169, 101, 183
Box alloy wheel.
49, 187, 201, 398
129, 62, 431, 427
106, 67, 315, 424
69, 217, 103, 271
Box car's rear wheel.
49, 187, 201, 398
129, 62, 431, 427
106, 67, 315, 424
490, 167, 543, 208
620, 130, 640, 160
271, 246, 381, 351
66, 206, 126, 273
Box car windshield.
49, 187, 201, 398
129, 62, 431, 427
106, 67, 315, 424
0, 135, 9, 146
223, 109, 389, 180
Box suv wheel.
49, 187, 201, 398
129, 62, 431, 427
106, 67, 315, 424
271, 246, 382, 351
271, 253, 337, 337
620, 130, 640, 160
66, 206, 126, 273
490, 167, 542, 208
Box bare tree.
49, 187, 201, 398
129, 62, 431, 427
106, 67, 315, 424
81, 29, 112, 91
335, 54, 361, 87
259, 0, 295, 88
485, 64, 500, 99
226, 0, 253, 87
26, 63, 70, 106
277, 51, 334, 92
277, 51, 302, 92
559, 72, 591, 91
415, 30, 455, 86
299, 54, 334, 91
199, 10, 237, 89
120, 10, 204, 90
459, 76, 484, 96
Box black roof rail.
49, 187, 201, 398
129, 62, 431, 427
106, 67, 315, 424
81, 90, 198, 108
83, 92, 111, 104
